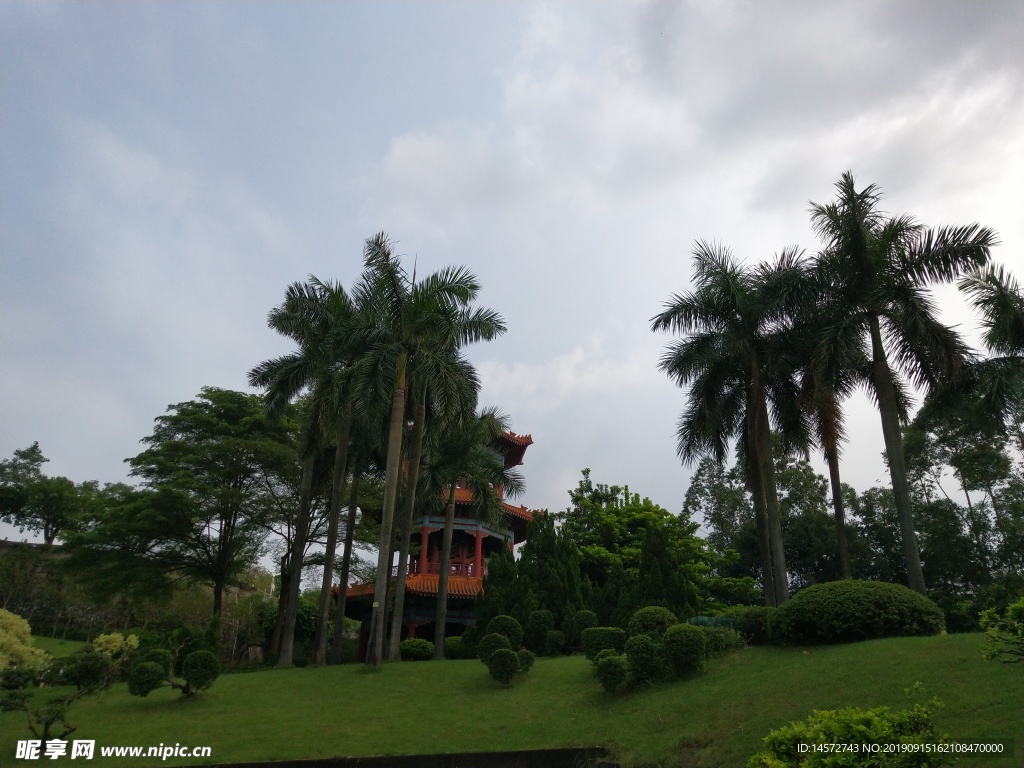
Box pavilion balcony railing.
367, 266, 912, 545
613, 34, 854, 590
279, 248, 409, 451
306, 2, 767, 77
391, 562, 486, 578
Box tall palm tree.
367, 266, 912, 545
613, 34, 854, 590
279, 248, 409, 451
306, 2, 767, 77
652, 243, 806, 605
249, 277, 360, 667
352, 233, 506, 667
808, 172, 997, 593
417, 406, 525, 658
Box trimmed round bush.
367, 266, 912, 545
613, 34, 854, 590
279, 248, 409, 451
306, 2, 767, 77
516, 648, 535, 673
477, 632, 512, 665
128, 661, 166, 697
662, 623, 707, 677
64, 650, 112, 691
624, 633, 665, 686
573, 609, 598, 633
593, 647, 619, 666
486, 647, 520, 685
399, 638, 434, 661
143, 648, 173, 675
460, 626, 480, 656
181, 650, 220, 693
486, 615, 524, 649
444, 635, 469, 659
0, 667, 35, 690
595, 652, 628, 693
544, 629, 565, 657
581, 627, 627, 661
770, 580, 945, 645
627, 606, 678, 640
704, 626, 745, 655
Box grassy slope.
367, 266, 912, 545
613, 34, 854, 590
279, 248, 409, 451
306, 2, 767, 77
30, 636, 87, 657
2, 633, 1020, 768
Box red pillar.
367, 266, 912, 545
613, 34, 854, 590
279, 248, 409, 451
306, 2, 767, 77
474, 528, 484, 576
418, 526, 429, 574
407, 619, 417, 639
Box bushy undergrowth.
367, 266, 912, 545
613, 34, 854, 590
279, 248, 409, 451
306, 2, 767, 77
581, 627, 627, 660
595, 652, 628, 692
770, 580, 945, 645
544, 629, 565, 656
662, 623, 707, 677
748, 693, 949, 767
624, 634, 664, 686
627, 606, 678, 640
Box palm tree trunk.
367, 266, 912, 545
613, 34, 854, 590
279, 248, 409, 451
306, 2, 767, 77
387, 397, 427, 661
312, 404, 353, 665
745, 415, 776, 607
751, 369, 789, 605
825, 443, 852, 579
278, 453, 316, 667
329, 469, 361, 665
433, 483, 458, 658
868, 313, 926, 594
367, 354, 408, 667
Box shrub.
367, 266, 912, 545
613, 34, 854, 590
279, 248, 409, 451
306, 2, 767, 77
769, 580, 945, 645
516, 648, 535, 673
63, 650, 113, 691
128, 661, 166, 698
143, 649, 173, 676
0, 609, 48, 672
544, 629, 565, 657
981, 596, 1024, 664
181, 650, 220, 694
624, 633, 665, 686
627, 606, 678, 640
477, 632, 512, 665
573, 609, 598, 634
593, 647, 620, 666
595, 652, 629, 693
0, 667, 35, 690
749, 697, 949, 767
444, 635, 469, 660
581, 627, 627, 661
399, 638, 434, 661
486, 648, 520, 685
525, 610, 554, 653
735, 606, 776, 645
486, 615, 524, 649
704, 626, 745, 655
662, 623, 707, 677
460, 626, 480, 656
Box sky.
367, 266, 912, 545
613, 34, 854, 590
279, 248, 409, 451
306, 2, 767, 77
2, 1, 1023, 546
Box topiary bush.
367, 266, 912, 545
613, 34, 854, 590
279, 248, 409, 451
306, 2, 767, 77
460, 626, 480, 657
142, 648, 173, 676
127, 661, 166, 698
544, 629, 565, 657
581, 627, 627, 661
749, 697, 949, 767
981, 596, 1024, 664
770, 580, 945, 645
181, 650, 220, 694
627, 606, 678, 640
662, 623, 707, 677
399, 638, 434, 661
486, 647, 520, 685
595, 652, 629, 693
486, 615, 524, 649
444, 635, 469, 660
477, 632, 512, 665
516, 648, 535, 673
624, 633, 665, 686
573, 609, 598, 634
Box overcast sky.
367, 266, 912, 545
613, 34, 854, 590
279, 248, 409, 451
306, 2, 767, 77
3, 1, 1023, 545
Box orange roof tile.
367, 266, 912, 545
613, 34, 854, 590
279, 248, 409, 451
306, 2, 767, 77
345, 574, 483, 600
500, 431, 534, 447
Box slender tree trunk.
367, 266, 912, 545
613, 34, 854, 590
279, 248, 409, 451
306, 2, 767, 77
367, 354, 408, 667
868, 313, 926, 594
313, 405, 353, 665
388, 398, 427, 661
752, 366, 789, 605
433, 483, 458, 658
329, 469, 361, 664
278, 453, 317, 666
270, 553, 288, 658
746, 408, 776, 606
825, 442, 852, 579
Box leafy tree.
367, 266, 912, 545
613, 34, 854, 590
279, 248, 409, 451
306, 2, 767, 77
808, 172, 996, 593
0, 443, 89, 546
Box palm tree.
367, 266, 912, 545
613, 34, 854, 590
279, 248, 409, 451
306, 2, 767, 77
652, 243, 806, 605
249, 277, 360, 667
352, 233, 506, 667
808, 172, 997, 593
417, 407, 525, 658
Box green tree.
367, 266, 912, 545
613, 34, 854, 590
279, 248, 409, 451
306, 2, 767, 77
0, 443, 89, 546
808, 172, 996, 592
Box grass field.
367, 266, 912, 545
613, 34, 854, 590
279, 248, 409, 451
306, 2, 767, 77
30, 635, 87, 657
2, 632, 1021, 767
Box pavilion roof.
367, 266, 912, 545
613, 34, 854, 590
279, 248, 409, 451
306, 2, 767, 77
346, 574, 482, 600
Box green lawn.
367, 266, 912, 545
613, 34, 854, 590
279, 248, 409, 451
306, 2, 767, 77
30, 635, 87, 657
2, 633, 1020, 767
